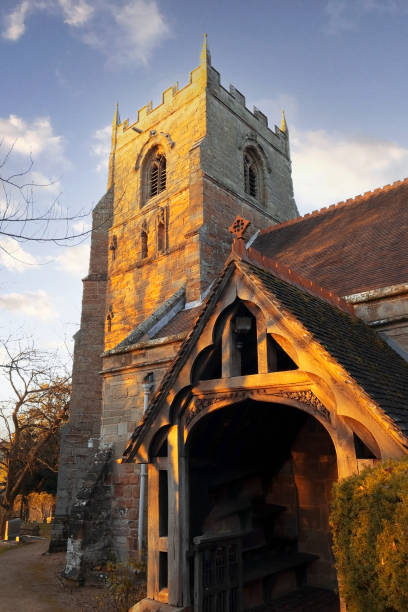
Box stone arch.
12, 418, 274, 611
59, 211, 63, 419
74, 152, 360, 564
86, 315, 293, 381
135, 133, 172, 208
243, 145, 265, 204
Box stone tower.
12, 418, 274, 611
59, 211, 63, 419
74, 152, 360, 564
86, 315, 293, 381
51, 37, 298, 567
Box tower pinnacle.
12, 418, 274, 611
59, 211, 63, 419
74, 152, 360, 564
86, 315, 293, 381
108, 103, 120, 190
280, 109, 287, 133
200, 32, 211, 66
113, 102, 120, 128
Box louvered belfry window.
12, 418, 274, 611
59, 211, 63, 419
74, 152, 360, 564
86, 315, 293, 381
149, 154, 166, 198
244, 152, 258, 198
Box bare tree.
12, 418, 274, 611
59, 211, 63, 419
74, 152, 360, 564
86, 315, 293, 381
0, 141, 91, 249
0, 339, 71, 537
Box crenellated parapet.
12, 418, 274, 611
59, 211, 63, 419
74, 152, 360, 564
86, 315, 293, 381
109, 35, 288, 164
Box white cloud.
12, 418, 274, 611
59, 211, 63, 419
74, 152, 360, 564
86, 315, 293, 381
72, 220, 91, 233
0, 114, 63, 159
0, 237, 39, 272
91, 124, 111, 173
291, 129, 408, 214
0, 289, 57, 319
58, 0, 94, 26
2, 0, 32, 41
325, 0, 408, 34
30, 171, 62, 194
2, 0, 170, 66
111, 0, 170, 65
54, 243, 90, 277
2, 0, 93, 40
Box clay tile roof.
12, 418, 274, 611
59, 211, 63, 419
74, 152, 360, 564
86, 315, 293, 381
253, 178, 408, 296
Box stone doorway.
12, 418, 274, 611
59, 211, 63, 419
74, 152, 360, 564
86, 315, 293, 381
187, 399, 339, 611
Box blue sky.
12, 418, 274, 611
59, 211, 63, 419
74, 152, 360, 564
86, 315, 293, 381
1, 0, 408, 381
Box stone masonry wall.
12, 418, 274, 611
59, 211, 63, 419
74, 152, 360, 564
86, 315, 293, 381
204, 65, 298, 223
50, 189, 113, 551
100, 336, 184, 561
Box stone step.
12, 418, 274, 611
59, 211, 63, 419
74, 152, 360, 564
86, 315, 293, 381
243, 533, 296, 556
262, 586, 339, 612
244, 552, 318, 584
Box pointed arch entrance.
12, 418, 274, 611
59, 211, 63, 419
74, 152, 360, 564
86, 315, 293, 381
186, 398, 339, 610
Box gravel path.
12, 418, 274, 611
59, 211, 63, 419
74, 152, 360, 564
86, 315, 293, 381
0, 539, 100, 611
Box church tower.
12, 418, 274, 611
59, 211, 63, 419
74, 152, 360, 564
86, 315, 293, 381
104, 35, 297, 350
51, 38, 298, 568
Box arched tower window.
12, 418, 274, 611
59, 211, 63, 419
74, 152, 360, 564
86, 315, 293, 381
141, 229, 148, 259
244, 148, 261, 200
149, 153, 166, 199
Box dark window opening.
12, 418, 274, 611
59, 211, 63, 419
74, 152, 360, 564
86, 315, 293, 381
106, 306, 114, 333
267, 335, 297, 372
141, 230, 148, 259
159, 552, 168, 590
110, 235, 117, 260
354, 433, 376, 459
150, 154, 166, 198
191, 344, 222, 384
233, 305, 258, 376
244, 152, 259, 199
159, 470, 168, 537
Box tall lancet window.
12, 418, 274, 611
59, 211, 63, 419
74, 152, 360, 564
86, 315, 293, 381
244, 149, 260, 199
149, 154, 166, 198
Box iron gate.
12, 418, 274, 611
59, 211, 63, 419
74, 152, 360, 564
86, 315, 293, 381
193, 533, 243, 612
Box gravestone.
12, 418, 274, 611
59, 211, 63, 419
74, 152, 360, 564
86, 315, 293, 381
5, 518, 21, 541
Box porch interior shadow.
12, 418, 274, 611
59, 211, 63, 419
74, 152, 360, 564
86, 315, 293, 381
188, 400, 339, 611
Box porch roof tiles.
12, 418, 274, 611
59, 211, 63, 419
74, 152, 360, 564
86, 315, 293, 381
241, 259, 408, 437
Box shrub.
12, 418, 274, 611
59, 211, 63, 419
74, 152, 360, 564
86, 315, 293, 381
330, 458, 408, 612
96, 560, 146, 612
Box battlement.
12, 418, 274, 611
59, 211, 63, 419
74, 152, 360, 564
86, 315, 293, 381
113, 38, 286, 152
207, 66, 287, 147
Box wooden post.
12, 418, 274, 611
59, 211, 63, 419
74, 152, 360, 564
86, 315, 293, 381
167, 425, 181, 606
180, 453, 191, 606
256, 314, 268, 374
147, 462, 160, 599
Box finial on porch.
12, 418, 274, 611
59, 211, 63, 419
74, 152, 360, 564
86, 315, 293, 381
229, 215, 251, 255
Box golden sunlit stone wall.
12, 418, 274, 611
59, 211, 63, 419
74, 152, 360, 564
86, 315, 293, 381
104, 62, 208, 352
